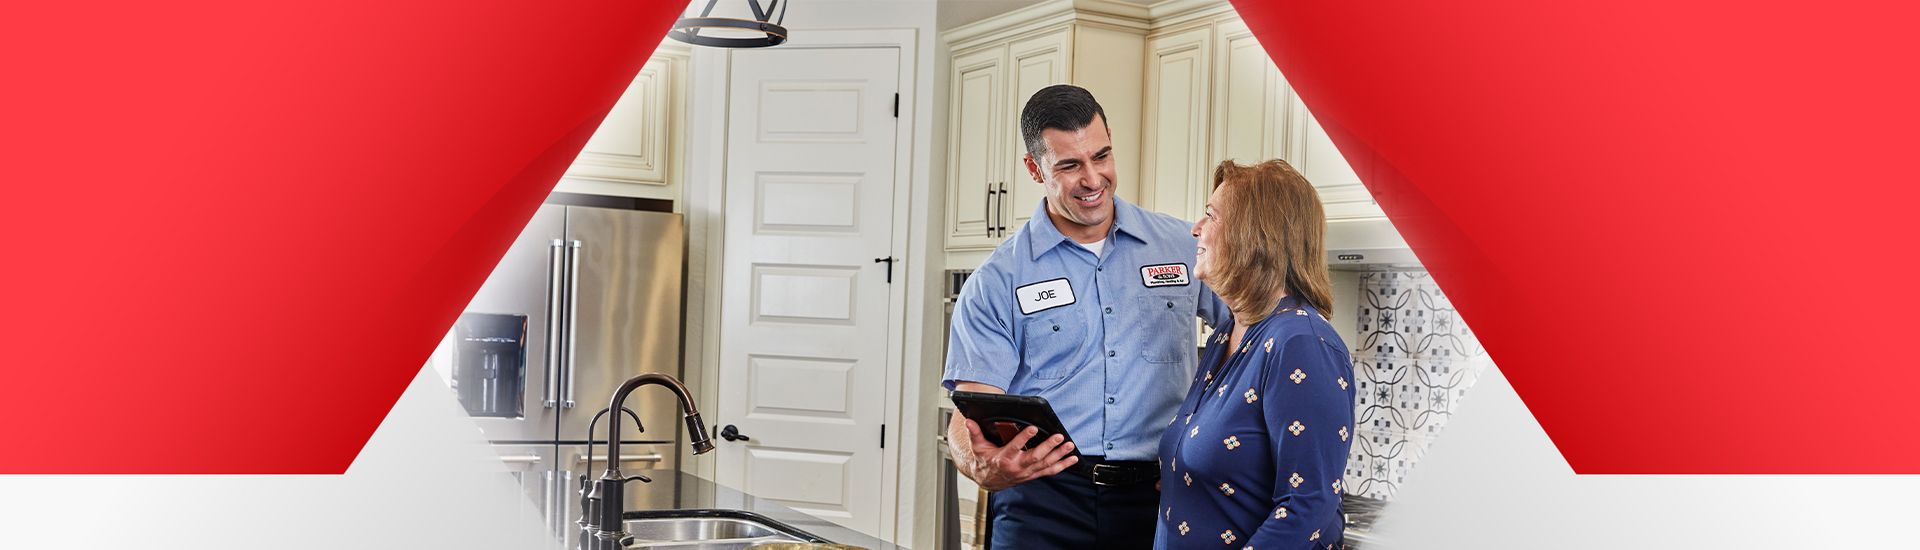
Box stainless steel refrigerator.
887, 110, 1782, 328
454, 203, 685, 548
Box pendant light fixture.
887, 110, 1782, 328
668, 0, 789, 48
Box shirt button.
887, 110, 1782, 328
1052, 325, 1060, 332
1167, 301, 1175, 309
1106, 396, 1116, 404
1108, 350, 1116, 357
1105, 443, 1114, 450
1104, 307, 1113, 314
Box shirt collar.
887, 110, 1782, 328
1024, 196, 1152, 261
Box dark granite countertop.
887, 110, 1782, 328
626, 470, 900, 550
620, 469, 1382, 550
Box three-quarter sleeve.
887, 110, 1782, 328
942, 269, 1019, 391
1246, 329, 1355, 549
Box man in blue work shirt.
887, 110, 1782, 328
944, 84, 1226, 549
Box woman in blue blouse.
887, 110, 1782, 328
1156, 159, 1354, 550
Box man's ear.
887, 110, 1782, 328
1023, 153, 1043, 184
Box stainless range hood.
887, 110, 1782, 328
1327, 217, 1419, 270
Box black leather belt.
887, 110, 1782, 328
1067, 456, 1159, 487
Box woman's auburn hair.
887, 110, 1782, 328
1207, 159, 1334, 323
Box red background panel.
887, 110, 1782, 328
0, 2, 682, 473
5, 0, 1917, 475
1234, 1, 1920, 472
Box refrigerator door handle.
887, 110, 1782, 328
541, 469, 555, 534
564, 239, 583, 409
573, 453, 665, 465
559, 468, 577, 540
544, 238, 565, 409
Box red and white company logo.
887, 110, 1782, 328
1140, 263, 1189, 288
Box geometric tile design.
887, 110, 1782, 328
1345, 270, 1493, 501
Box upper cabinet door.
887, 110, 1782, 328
1141, 26, 1213, 223
945, 46, 1009, 250
557, 47, 687, 201
1283, 80, 1381, 222
1212, 20, 1285, 169
1004, 26, 1075, 231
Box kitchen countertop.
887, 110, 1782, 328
622, 469, 1383, 550
627, 470, 899, 550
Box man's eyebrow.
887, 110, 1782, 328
1093, 146, 1112, 157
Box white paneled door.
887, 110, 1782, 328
717, 45, 902, 537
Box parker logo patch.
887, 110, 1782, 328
1015, 278, 1076, 315
1140, 263, 1190, 288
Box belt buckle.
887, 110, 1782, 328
1090, 463, 1122, 486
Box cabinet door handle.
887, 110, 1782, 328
984, 183, 997, 237
997, 181, 1009, 236
544, 239, 564, 409
563, 239, 582, 409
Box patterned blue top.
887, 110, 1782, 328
1155, 297, 1355, 550
944, 197, 1228, 460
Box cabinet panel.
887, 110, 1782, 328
558, 51, 684, 200
945, 46, 1008, 250
1140, 27, 1212, 223
1286, 90, 1381, 221
1213, 20, 1284, 167
1005, 27, 1075, 231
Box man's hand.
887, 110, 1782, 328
946, 382, 1079, 491
957, 419, 1079, 491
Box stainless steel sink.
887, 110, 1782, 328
619, 511, 824, 549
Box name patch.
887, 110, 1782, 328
1140, 263, 1190, 288
1015, 278, 1076, 315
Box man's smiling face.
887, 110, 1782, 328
1026, 114, 1117, 234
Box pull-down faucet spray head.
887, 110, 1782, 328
584, 373, 713, 549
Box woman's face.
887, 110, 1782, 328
1191, 185, 1228, 283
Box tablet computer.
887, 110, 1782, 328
950, 391, 1080, 458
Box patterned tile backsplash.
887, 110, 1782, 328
1344, 270, 1493, 501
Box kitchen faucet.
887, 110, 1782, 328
579, 373, 714, 550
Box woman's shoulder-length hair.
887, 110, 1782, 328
1208, 159, 1334, 324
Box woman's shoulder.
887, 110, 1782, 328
1255, 308, 1350, 365
1263, 306, 1336, 339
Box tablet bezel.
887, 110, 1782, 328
949, 390, 1082, 459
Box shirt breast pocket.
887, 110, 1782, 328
1138, 294, 1196, 364
1021, 313, 1088, 380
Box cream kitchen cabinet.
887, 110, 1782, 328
943, 3, 1146, 251
1139, 16, 1384, 225
945, 46, 1009, 248
554, 44, 689, 203
1140, 25, 1213, 224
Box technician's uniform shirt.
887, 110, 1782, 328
944, 197, 1226, 460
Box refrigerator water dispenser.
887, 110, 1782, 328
454, 312, 528, 418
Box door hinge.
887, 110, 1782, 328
880, 424, 887, 448
892, 93, 899, 118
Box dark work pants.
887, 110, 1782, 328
987, 471, 1158, 550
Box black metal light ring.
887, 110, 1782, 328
668, 17, 788, 48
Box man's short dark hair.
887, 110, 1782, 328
1020, 84, 1107, 161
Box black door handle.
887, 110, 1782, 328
874, 256, 897, 284
719, 425, 751, 442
